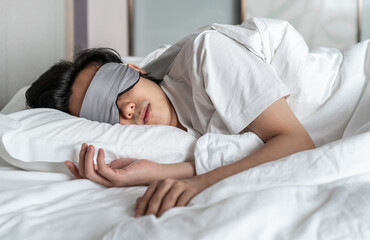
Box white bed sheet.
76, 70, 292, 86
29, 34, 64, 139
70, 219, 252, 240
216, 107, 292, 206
1, 132, 369, 239
1, 18, 370, 239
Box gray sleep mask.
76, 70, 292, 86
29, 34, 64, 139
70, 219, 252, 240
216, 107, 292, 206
79, 62, 140, 124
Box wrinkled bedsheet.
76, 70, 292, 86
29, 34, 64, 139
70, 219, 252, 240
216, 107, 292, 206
1, 18, 370, 239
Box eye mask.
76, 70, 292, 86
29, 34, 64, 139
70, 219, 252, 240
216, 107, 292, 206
79, 63, 140, 124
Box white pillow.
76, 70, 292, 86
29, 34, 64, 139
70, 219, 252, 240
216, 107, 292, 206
0, 108, 196, 174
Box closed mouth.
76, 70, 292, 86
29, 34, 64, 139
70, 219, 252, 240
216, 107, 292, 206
141, 104, 151, 124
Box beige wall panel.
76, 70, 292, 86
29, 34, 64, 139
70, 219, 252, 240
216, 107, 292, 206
87, 0, 129, 57
0, 0, 66, 109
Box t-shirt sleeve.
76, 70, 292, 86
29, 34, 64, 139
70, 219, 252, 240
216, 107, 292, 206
193, 31, 291, 134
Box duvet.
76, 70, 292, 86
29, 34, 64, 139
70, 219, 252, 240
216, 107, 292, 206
0, 18, 369, 239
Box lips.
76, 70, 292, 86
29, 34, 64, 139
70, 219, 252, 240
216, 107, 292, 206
142, 104, 151, 124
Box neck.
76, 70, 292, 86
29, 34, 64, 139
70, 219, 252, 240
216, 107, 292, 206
176, 119, 187, 131
169, 100, 187, 132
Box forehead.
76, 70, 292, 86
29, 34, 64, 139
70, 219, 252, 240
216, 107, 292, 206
68, 64, 101, 116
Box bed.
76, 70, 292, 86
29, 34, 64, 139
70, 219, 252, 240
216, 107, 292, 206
1, 18, 370, 239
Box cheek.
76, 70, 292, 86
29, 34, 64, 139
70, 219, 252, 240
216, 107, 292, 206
119, 117, 139, 125
150, 102, 172, 125
119, 117, 130, 125
68, 92, 84, 117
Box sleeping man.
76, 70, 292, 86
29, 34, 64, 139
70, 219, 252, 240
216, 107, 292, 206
25, 29, 315, 218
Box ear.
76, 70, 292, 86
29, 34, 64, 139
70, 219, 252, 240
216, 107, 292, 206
128, 64, 146, 74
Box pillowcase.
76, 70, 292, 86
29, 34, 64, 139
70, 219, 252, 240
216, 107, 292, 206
0, 108, 196, 174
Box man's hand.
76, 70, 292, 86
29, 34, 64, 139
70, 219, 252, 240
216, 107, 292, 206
135, 175, 210, 218
65, 143, 161, 187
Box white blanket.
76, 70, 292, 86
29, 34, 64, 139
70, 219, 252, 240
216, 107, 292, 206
1, 18, 370, 239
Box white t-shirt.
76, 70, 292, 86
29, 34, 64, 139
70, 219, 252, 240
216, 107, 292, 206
161, 31, 290, 138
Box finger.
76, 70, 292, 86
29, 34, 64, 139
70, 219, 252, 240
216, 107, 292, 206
158, 183, 186, 217
79, 143, 87, 177
96, 149, 121, 186
175, 189, 196, 207
85, 147, 112, 187
94, 149, 114, 186
135, 182, 159, 218
145, 179, 174, 216
135, 197, 143, 209
65, 161, 83, 179
84, 145, 95, 177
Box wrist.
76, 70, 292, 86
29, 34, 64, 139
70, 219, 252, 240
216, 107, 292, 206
199, 164, 236, 187
194, 173, 215, 189
159, 161, 196, 180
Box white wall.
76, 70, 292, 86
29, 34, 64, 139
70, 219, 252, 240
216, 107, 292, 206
87, 0, 129, 57
0, 0, 66, 109
245, 0, 358, 49
363, 0, 370, 40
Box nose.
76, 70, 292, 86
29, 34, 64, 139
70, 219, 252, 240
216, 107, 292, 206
122, 102, 135, 119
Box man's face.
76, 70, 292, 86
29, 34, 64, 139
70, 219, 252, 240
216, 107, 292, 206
68, 64, 178, 127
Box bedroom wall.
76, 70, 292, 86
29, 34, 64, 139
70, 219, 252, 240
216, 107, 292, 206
73, 0, 129, 57
0, 0, 67, 110
86, 0, 129, 57
0, 0, 129, 110
364, 0, 370, 40
244, 0, 358, 50
127, 0, 368, 55
131, 0, 240, 56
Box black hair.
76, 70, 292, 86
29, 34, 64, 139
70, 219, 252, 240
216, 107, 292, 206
25, 60, 75, 112
25, 47, 162, 113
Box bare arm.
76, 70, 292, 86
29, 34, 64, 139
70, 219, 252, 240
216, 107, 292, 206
202, 97, 314, 185
65, 145, 196, 187
135, 98, 315, 217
